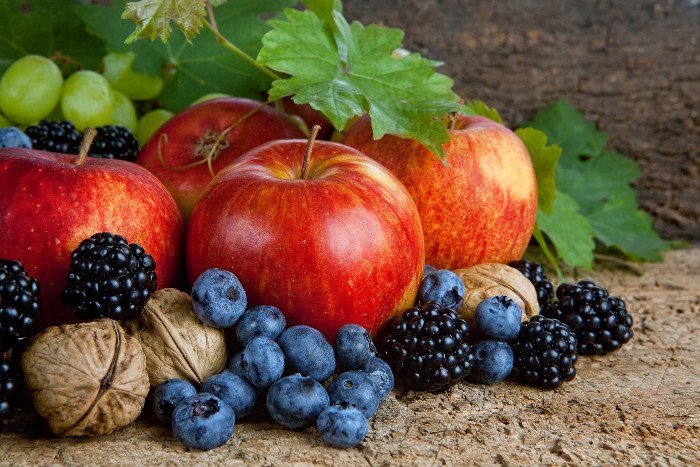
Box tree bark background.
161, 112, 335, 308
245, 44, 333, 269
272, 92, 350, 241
344, 0, 700, 240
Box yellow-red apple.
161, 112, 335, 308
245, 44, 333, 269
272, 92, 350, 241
343, 115, 537, 269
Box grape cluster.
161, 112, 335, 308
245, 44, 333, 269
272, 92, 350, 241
0, 53, 172, 148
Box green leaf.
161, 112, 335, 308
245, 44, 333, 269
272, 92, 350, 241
77, 0, 293, 111
515, 128, 561, 214
536, 192, 595, 270
257, 8, 460, 155
301, 0, 343, 24
122, 0, 207, 43
462, 100, 503, 124
0, 0, 105, 74
524, 98, 607, 159
588, 192, 670, 262
531, 224, 561, 278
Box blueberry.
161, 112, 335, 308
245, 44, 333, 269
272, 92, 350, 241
278, 325, 336, 382
266, 374, 329, 429
171, 393, 235, 450
0, 127, 32, 149
151, 379, 197, 424
236, 305, 286, 346
242, 337, 285, 389
227, 351, 246, 379
317, 404, 369, 448
191, 268, 247, 328
202, 371, 257, 419
334, 324, 376, 370
417, 269, 465, 310
361, 357, 394, 400
475, 296, 522, 340
470, 340, 514, 385
422, 264, 437, 280
326, 371, 381, 419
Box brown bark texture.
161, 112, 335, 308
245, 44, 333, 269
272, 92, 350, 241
345, 0, 700, 240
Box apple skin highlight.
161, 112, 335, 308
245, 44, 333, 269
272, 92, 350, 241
186, 140, 424, 340
343, 115, 537, 270
0, 148, 184, 329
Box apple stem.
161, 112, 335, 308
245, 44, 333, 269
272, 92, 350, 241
76, 127, 97, 166
447, 112, 457, 130
300, 125, 320, 180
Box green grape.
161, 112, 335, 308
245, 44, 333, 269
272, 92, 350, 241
135, 109, 173, 146
109, 90, 137, 131
61, 71, 114, 131
102, 52, 164, 101
191, 93, 230, 106
0, 113, 12, 128
0, 55, 63, 124
45, 104, 65, 122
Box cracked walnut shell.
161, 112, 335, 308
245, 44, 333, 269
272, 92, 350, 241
453, 263, 539, 325
124, 288, 227, 387
22, 319, 149, 437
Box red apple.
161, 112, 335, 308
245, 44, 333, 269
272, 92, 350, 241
186, 138, 424, 339
0, 148, 184, 329
343, 115, 537, 269
136, 97, 305, 220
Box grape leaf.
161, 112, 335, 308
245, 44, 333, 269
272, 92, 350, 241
122, 0, 206, 43
588, 192, 669, 262
525, 99, 671, 266
462, 100, 503, 124
0, 0, 105, 74
301, 0, 343, 25
535, 192, 595, 270
77, 0, 293, 111
515, 128, 560, 214
524, 98, 607, 159
257, 8, 461, 155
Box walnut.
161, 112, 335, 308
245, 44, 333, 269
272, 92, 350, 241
22, 319, 149, 437
453, 263, 539, 326
124, 288, 227, 387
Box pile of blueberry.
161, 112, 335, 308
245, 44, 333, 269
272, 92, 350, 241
152, 268, 393, 451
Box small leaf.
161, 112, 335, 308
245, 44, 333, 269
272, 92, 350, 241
462, 100, 503, 124
536, 192, 595, 270
258, 8, 460, 155
122, 0, 207, 43
301, 0, 342, 24
524, 98, 607, 159
515, 128, 561, 214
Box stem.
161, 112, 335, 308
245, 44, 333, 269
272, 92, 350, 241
300, 125, 320, 180
76, 128, 97, 165
201, 20, 281, 82
205, 0, 218, 33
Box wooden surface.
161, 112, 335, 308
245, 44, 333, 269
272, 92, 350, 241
344, 0, 700, 240
2, 246, 699, 465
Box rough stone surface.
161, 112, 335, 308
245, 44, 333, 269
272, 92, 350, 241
2, 247, 698, 465
344, 0, 700, 240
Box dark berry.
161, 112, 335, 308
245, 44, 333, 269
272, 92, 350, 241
172, 393, 235, 450
380, 302, 474, 391
89, 125, 139, 162
417, 269, 465, 310
235, 305, 285, 346
326, 371, 381, 419
61, 232, 157, 320
278, 325, 336, 382
266, 374, 329, 429
470, 340, 514, 384
24, 120, 81, 154
0, 259, 41, 353
0, 127, 32, 149
512, 315, 578, 389
191, 268, 247, 328
202, 371, 257, 420
474, 296, 522, 340
152, 379, 197, 424
509, 260, 554, 313
334, 324, 376, 370
242, 337, 285, 389
544, 280, 633, 355
317, 404, 369, 448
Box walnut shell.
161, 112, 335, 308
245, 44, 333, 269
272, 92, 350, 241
453, 263, 539, 326
125, 288, 227, 387
22, 319, 149, 437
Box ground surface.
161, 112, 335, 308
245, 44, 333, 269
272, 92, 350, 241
344, 0, 700, 240
2, 246, 699, 465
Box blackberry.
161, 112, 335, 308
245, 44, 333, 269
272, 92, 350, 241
61, 232, 157, 320
381, 302, 474, 391
0, 259, 41, 353
544, 280, 633, 355
509, 259, 554, 313
24, 120, 81, 154
89, 125, 139, 162
1, 360, 15, 433
512, 315, 577, 389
